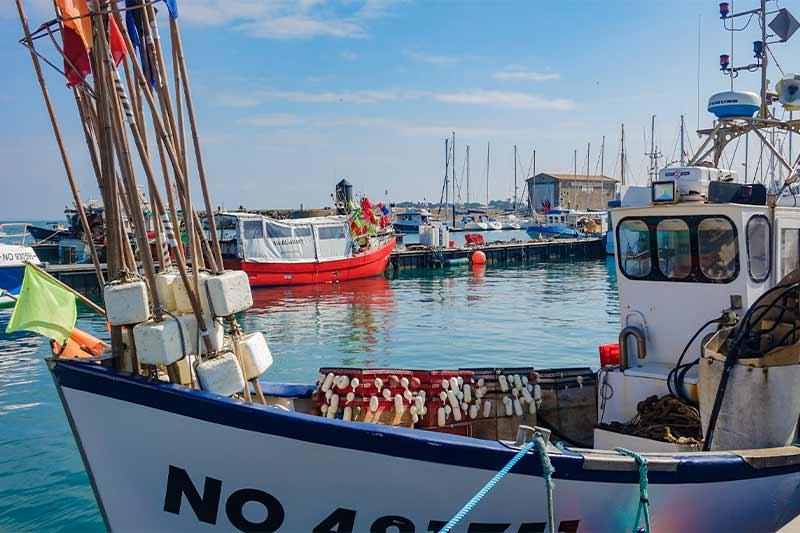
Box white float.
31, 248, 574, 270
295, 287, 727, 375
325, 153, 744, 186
173, 271, 211, 316
204, 270, 253, 317
132, 317, 185, 366
104, 281, 150, 326
235, 332, 272, 380
155, 272, 179, 313
196, 352, 245, 397
177, 315, 225, 354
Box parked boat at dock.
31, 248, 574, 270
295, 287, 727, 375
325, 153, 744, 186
527, 208, 607, 239
0, 225, 40, 307
392, 208, 433, 233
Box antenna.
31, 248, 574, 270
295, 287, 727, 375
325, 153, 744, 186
645, 115, 662, 184
680, 114, 686, 166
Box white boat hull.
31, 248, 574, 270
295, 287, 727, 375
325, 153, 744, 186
52, 361, 800, 532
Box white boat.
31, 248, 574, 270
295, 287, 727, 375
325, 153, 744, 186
606, 186, 651, 255
527, 209, 608, 239
484, 217, 503, 230
22, 4, 800, 531
460, 216, 489, 230
0, 224, 41, 307
392, 208, 432, 233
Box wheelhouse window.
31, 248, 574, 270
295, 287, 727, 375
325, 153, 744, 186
242, 219, 264, 239
318, 225, 346, 240
656, 219, 691, 279
617, 215, 739, 283
746, 215, 771, 283
698, 217, 738, 281
265, 223, 292, 239
618, 219, 651, 277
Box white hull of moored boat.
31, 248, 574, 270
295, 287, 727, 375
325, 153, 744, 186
53, 361, 800, 533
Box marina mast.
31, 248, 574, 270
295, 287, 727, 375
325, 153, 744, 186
513, 145, 518, 214
486, 142, 490, 208
452, 131, 456, 226
621, 123, 626, 186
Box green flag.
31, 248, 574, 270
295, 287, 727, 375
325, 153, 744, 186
6, 264, 76, 343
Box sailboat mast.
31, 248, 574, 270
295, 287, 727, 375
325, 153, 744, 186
586, 142, 590, 210
443, 138, 449, 214
486, 141, 490, 207
680, 114, 686, 166
621, 123, 626, 187
514, 145, 518, 214
466, 144, 470, 206
573, 148, 577, 208
601, 135, 605, 200
760, 0, 768, 118
452, 131, 456, 226
532, 149, 536, 214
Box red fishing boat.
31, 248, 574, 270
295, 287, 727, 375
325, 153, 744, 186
218, 212, 395, 286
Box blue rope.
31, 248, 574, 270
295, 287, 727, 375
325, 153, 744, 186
440, 435, 555, 532
615, 447, 651, 533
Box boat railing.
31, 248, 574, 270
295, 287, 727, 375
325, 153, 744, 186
0, 223, 33, 246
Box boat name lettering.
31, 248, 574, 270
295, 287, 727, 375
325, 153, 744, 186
0, 252, 37, 263
163, 465, 581, 532
269, 237, 304, 246
710, 98, 741, 105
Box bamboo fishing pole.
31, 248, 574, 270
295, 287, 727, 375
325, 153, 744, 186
102, 7, 214, 355
15, 0, 105, 288
170, 17, 224, 268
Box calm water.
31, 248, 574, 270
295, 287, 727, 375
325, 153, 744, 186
0, 257, 619, 531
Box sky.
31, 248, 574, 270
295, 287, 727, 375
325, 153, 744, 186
2, 0, 800, 219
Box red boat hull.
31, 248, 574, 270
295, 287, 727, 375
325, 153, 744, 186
225, 237, 396, 287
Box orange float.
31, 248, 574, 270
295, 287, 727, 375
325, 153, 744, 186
52, 327, 109, 359
470, 250, 487, 265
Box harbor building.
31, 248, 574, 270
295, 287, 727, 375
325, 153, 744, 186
526, 173, 617, 211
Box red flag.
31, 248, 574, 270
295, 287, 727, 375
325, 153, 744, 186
109, 17, 128, 64
62, 26, 91, 87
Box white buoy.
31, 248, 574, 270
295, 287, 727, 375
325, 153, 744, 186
205, 270, 253, 317
374, 378, 383, 390
577, 375, 584, 388
513, 374, 522, 390
410, 406, 419, 424
327, 394, 339, 419
483, 400, 492, 418
321, 373, 335, 392
403, 389, 413, 402
447, 390, 460, 411
522, 376, 529, 386
461, 402, 468, 412
463, 385, 472, 403
439, 391, 448, 403
321, 404, 328, 415
343, 406, 353, 421
526, 384, 533, 393
337, 375, 350, 390
456, 391, 464, 401
452, 405, 462, 422
503, 397, 513, 417
346, 392, 355, 403
499, 375, 509, 392
449, 377, 459, 391
513, 398, 523, 417
351, 377, 360, 391
196, 352, 246, 397
104, 281, 150, 326
534, 384, 543, 402
369, 396, 379, 412
469, 405, 479, 419
445, 405, 452, 415
522, 388, 533, 403
477, 378, 485, 388
419, 390, 426, 400
437, 407, 446, 427
394, 394, 405, 413
400, 377, 409, 389
512, 388, 520, 398
441, 379, 450, 390
415, 396, 425, 411
236, 332, 272, 380
382, 388, 392, 400
528, 401, 537, 415
456, 376, 464, 387
325, 389, 333, 401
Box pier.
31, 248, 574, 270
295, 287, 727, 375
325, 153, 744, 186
389, 237, 605, 270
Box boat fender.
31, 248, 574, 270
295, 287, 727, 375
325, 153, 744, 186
513, 374, 522, 390
437, 407, 446, 427
483, 400, 492, 418
503, 397, 513, 417
350, 377, 360, 391
457, 376, 464, 387
439, 391, 448, 403
449, 377, 459, 391
441, 379, 450, 390
526, 384, 533, 393
325, 389, 333, 402
456, 390, 464, 401
528, 401, 537, 415
410, 377, 421, 388
321, 404, 329, 416
403, 389, 413, 402
374, 378, 383, 390
419, 406, 427, 416
410, 406, 419, 424
418, 390, 426, 400
522, 388, 533, 403
400, 377, 410, 389
346, 392, 355, 403
389, 375, 400, 387
453, 404, 462, 422
534, 384, 543, 402
337, 375, 350, 390
343, 406, 353, 422
480, 386, 488, 397
447, 390, 460, 410
321, 373, 335, 392
327, 394, 339, 418
382, 388, 392, 400
463, 384, 472, 403
522, 376, 529, 386
576, 375, 583, 388
469, 405, 479, 419
512, 388, 520, 398
196, 352, 246, 397
394, 394, 405, 413
477, 378, 485, 388
369, 396, 379, 412
513, 398, 523, 417
474, 388, 482, 401
499, 375, 509, 392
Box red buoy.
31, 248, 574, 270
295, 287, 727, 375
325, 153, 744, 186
471, 250, 487, 265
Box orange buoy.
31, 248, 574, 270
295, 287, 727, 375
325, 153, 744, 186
471, 250, 487, 265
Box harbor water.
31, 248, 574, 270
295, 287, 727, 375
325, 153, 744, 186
0, 257, 619, 531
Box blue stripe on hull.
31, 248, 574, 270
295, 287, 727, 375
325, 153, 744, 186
526, 226, 580, 238
50, 360, 800, 485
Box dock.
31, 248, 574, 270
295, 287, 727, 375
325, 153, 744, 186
389, 237, 606, 270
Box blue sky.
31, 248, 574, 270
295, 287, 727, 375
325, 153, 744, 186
2, 0, 799, 218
